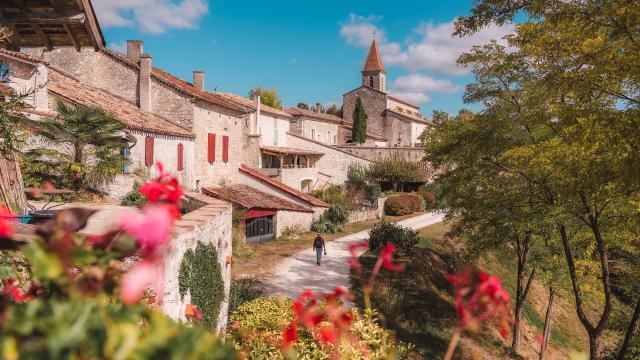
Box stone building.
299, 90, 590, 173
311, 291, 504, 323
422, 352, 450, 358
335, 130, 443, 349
0, 48, 196, 197
342, 39, 431, 147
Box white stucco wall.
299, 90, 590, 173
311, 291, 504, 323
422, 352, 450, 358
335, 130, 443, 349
301, 119, 340, 145
411, 122, 428, 147
0, 55, 49, 112
278, 167, 319, 192
258, 113, 290, 147
128, 130, 196, 191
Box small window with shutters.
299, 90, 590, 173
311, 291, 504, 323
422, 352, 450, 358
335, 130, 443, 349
222, 135, 229, 163
177, 143, 184, 171
207, 133, 216, 163
144, 136, 154, 166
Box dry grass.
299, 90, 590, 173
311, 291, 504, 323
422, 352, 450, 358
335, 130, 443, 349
232, 212, 425, 279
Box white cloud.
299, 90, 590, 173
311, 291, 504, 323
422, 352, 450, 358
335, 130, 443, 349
390, 74, 460, 95
339, 14, 385, 47
340, 15, 515, 76
93, 0, 209, 35
108, 41, 127, 54
388, 91, 431, 105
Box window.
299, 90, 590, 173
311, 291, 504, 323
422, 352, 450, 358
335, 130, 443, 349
121, 148, 130, 173
222, 135, 229, 163
369, 76, 374, 87
326, 131, 331, 144
144, 136, 154, 166
311, 129, 315, 140
273, 118, 278, 145
333, 135, 337, 144
0, 63, 10, 83
207, 133, 216, 163
177, 143, 184, 171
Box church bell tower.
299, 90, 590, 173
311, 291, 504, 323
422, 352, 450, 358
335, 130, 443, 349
361, 39, 386, 92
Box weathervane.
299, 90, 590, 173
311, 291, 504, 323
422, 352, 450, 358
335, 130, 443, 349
373, 28, 376, 40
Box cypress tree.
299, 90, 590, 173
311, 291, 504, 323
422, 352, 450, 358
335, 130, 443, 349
352, 97, 367, 143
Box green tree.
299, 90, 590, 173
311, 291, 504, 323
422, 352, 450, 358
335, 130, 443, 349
296, 102, 309, 110
367, 156, 423, 192
352, 97, 367, 143
249, 86, 282, 109
25, 100, 128, 193
326, 104, 343, 118
429, 2, 640, 358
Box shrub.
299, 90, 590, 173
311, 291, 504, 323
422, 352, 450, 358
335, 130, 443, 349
417, 185, 438, 210
372, 283, 406, 321
178, 242, 225, 330
311, 217, 338, 234
120, 181, 146, 207
383, 193, 424, 216
325, 203, 349, 225
347, 163, 369, 189
364, 183, 381, 205
368, 220, 420, 255
227, 297, 412, 359
229, 277, 263, 314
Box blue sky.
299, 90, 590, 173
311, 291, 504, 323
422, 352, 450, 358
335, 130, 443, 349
94, 0, 515, 117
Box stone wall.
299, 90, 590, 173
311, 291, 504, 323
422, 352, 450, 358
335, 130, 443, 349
383, 113, 414, 147
343, 86, 388, 136
347, 197, 387, 223
276, 210, 315, 237
285, 132, 372, 185
298, 118, 340, 145
334, 145, 425, 162
161, 192, 233, 334
278, 167, 319, 191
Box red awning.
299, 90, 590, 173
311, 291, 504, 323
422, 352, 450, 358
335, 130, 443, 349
245, 209, 277, 219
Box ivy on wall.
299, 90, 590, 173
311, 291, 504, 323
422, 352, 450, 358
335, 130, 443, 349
178, 241, 225, 330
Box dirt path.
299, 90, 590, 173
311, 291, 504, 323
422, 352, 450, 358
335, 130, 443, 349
261, 212, 445, 299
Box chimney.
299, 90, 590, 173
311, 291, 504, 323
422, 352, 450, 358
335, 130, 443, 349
315, 102, 322, 113
127, 40, 143, 63
250, 95, 260, 135
139, 54, 152, 112
193, 70, 204, 90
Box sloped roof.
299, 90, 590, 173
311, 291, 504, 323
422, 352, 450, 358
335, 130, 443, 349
0, 47, 47, 64
285, 107, 347, 125
338, 123, 388, 141
261, 146, 324, 156
361, 39, 385, 74
387, 95, 419, 110
202, 184, 313, 213
239, 164, 330, 208
0, 0, 105, 50
47, 69, 194, 138
385, 108, 431, 125
217, 92, 291, 118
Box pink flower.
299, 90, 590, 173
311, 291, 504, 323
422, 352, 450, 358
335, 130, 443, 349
0, 206, 14, 239
120, 261, 162, 305
119, 205, 174, 256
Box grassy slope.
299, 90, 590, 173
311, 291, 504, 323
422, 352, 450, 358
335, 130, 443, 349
352, 221, 594, 360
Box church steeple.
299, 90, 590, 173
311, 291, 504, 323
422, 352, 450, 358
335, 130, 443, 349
361, 39, 386, 92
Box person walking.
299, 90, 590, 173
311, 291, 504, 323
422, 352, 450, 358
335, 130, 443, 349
313, 233, 326, 265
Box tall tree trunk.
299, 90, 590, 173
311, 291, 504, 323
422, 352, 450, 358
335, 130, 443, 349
540, 286, 555, 360
512, 234, 536, 353
0, 152, 27, 213
617, 297, 640, 360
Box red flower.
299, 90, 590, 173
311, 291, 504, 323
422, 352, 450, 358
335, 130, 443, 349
380, 243, 405, 271
0, 206, 14, 239
348, 242, 369, 271
319, 327, 339, 344
282, 321, 298, 347
6, 284, 28, 303
185, 304, 203, 321
140, 181, 163, 202
447, 267, 513, 336
139, 162, 184, 205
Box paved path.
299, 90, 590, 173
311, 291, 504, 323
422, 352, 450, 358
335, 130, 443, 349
261, 212, 445, 299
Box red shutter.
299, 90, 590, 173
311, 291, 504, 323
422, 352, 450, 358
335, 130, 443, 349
144, 136, 154, 166
177, 143, 184, 171
222, 135, 229, 163
207, 133, 216, 163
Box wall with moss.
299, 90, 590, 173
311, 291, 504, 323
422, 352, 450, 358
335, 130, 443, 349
160, 192, 233, 333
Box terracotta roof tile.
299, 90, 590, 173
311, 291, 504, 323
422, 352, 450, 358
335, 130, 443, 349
0, 83, 15, 95
239, 164, 329, 207
361, 39, 385, 74
285, 107, 347, 124
0, 47, 47, 64
217, 92, 291, 118
202, 184, 313, 212
47, 70, 194, 138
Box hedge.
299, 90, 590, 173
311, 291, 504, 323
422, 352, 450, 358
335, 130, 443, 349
383, 193, 424, 216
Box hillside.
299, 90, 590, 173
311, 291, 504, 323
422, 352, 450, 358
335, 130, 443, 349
351, 221, 595, 359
